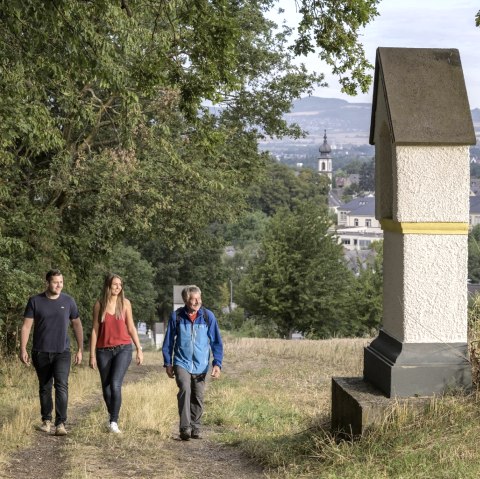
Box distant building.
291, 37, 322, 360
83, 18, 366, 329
335, 174, 360, 189
334, 195, 480, 251
318, 130, 333, 186
328, 190, 343, 215
470, 196, 480, 228
337, 196, 378, 228
335, 196, 382, 251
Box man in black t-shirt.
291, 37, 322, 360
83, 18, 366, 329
19, 269, 83, 436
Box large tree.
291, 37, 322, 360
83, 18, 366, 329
239, 200, 354, 337
0, 0, 380, 350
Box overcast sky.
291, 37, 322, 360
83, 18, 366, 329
273, 1, 480, 108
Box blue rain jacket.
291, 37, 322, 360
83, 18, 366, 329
162, 306, 223, 374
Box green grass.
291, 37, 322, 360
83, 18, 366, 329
2, 335, 480, 478
205, 337, 480, 478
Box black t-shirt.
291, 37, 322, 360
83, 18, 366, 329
24, 292, 79, 353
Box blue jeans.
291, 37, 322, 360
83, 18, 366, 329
96, 343, 132, 423
31, 350, 71, 426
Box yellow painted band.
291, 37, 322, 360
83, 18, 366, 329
380, 219, 469, 235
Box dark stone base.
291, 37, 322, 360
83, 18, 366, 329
364, 330, 472, 398
331, 377, 431, 438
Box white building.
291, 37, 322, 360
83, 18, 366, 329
336, 196, 382, 251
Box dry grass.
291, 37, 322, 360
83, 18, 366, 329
65, 351, 179, 478
3, 336, 480, 478
206, 336, 480, 478
0, 357, 99, 467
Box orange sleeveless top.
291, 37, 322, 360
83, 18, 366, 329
96, 312, 131, 348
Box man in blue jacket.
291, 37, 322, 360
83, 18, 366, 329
162, 285, 223, 441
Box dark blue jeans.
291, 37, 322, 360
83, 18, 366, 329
96, 343, 132, 423
31, 350, 71, 426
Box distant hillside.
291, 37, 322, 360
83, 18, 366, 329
287, 97, 371, 138
290, 97, 351, 112
260, 96, 480, 153
260, 96, 371, 152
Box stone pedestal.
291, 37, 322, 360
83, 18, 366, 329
331, 377, 431, 437
364, 330, 471, 397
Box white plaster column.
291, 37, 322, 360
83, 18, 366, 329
382, 145, 470, 344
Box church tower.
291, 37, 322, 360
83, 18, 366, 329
318, 130, 332, 186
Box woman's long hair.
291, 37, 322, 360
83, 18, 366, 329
98, 273, 125, 322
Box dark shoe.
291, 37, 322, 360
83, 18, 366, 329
179, 430, 191, 441
191, 430, 202, 439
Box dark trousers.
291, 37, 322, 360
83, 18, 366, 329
174, 365, 206, 433
96, 343, 132, 423
31, 350, 71, 426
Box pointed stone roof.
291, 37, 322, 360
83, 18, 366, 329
369, 47, 476, 146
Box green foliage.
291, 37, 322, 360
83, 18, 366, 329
348, 241, 383, 336
343, 159, 363, 174
110, 244, 157, 324
221, 309, 279, 338
343, 182, 360, 197
214, 211, 269, 249
248, 159, 330, 216
239, 200, 355, 337
294, 0, 380, 95
359, 158, 375, 191
139, 229, 228, 322
0, 0, 381, 351
468, 225, 480, 283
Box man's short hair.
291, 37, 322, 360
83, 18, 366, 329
181, 285, 202, 303
46, 269, 62, 282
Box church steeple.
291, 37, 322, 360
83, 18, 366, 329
318, 130, 333, 187
319, 130, 332, 157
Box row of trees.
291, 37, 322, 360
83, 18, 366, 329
0, 0, 382, 353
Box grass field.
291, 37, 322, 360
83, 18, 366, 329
205, 335, 480, 479
1, 336, 480, 478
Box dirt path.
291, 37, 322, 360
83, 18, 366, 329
2, 363, 266, 479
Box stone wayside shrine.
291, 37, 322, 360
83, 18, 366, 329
332, 47, 476, 436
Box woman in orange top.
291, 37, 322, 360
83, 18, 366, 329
89, 273, 143, 433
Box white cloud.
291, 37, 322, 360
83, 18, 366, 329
271, 0, 480, 108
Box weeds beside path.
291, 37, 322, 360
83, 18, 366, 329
1, 352, 266, 479
7, 337, 480, 478
2, 364, 159, 479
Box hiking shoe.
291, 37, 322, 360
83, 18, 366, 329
179, 430, 191, 441
36, 420, 51, 433
109, 422, 121, 434
191, 430, 202, 439
55, 423, 67, 436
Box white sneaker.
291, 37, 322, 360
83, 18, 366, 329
109, 422, 121, 434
